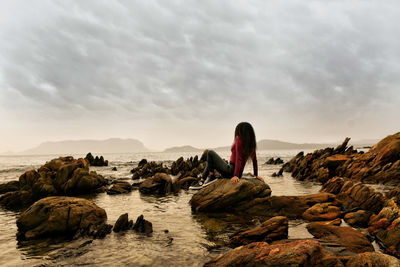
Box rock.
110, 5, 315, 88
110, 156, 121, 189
190, 178, 271, 213
302, 203, 341, 221
131, 161, 169, 180
0, 157, 106, 210
90, 223, 113, 239
265, 157, 284, 165
139, 173, 172, 195
138, 159, 147, 167
0, 180, 20, 194
237, 192, 336, 218
106, 181, 132, 195
306, 223, 374, 253
344, 210, 372, 227
205, 240, 328, 267
113, 213, 133, 232
133, 215, 152, 234
111, 167, 117, 171
85, 153, 108, 166
321, 177, 385, 214
230, 216, 288, 246
284, 133, 400, 184
16, 196, 107, 240
172, 176, 197, 192
386, 188, 400, 205
346, 252, 400, 267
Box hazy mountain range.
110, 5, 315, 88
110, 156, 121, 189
0, 138, 378, 155
16, 138, 148, 155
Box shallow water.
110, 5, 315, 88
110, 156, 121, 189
0, 150, 340, 266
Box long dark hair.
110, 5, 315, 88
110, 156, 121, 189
234, 122, 257, 161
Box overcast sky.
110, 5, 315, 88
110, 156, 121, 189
0, 0, 399, 152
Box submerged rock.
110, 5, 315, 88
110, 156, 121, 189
230, 216, 288, 246
139, 173, 172, 195
16, 196, 107, 240
265, 157, 284, 165
0, 157, 106, 209
190, 178, 271, 213
306, 222, 374, 253
205, 240, 329, 267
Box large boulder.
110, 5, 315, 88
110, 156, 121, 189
0, 157, 106, 209
139, 173, 173, 195
16, 196, 107, 240
346, 252, 400, 267
205, 240, 329, 267
230, 216, 288, 246
190, 178, 271, 213
306, 223, 374, 253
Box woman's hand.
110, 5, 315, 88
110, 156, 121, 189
256, 176, 265, 183
231, 176, 240, 183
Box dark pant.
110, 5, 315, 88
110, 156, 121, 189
202, 150, 234, 179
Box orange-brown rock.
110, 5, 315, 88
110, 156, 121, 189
302, 203, 341, 221
230, 216, 288, 246
346, 252, 400, 267
344, 210, 372, 227
16, 196, 107, 240
205, 240, 329, 267
306, 223, 374, 253
283, 133, 400, 184
139, 173, 173, 195
0, 157, 105, 210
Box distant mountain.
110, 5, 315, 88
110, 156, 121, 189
21, 138, 149, 155
257, 139, 333, 150
163, 145, 203, 153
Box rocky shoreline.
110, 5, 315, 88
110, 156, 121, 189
1, 133, 400, 266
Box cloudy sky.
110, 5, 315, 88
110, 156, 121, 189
0, 0, 399, 152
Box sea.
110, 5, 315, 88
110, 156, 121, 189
0, 149, 380, 266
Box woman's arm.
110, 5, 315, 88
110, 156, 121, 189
252, 153, 258, 177
233, 137, 243, 178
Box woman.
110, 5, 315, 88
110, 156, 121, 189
190, 122, 264, 190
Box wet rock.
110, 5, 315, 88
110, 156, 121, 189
205, 240, 328, 267
237, 192, 336, 218
16, 196, 107, 240
172, 176, 197, 192
90, 223, 113, 239
302, 203, 341, 221
271, 168, 283, 177
0, 180, 20, 194
265, 157, 284, 165
0, 157, 106, 209
113, 213, 133, 232
386, 188, 400, 205
190, 178, 271, 213
131, 161, 169, 180
306, 223, 374, 253
85, 153, 108, 166
230, 216, 288, 246
111, 167, 117, 171
346, 252, 400, 267
139, 173, 172, 195
138, 159, 147, 167
344, 210, 371, 227
321, 177, 385, 214
133, 215, 153, 234
170, 155, 204, 179
106, 181, 132, 195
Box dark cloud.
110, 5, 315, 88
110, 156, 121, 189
0, 0, 400, 150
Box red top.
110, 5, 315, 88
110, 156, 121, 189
230, 136, 258, 178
